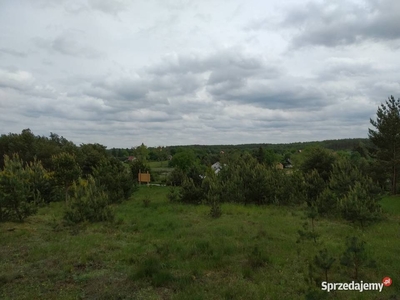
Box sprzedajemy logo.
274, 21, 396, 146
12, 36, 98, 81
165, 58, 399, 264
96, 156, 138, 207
321, 277, 392, 293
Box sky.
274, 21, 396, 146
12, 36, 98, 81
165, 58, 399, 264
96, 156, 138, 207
1, 0, 400, 148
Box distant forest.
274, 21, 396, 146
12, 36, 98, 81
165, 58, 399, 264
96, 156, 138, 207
109, 138, 370, 160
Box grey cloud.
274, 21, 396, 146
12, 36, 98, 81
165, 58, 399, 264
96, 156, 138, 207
52, 34, 104, 59
147, 48, 278, 77
281, 0, 400, 48
33, 33, 105, 59
317, 58, 377, 80
0, 48, 28, 57
87, 0, 129, 15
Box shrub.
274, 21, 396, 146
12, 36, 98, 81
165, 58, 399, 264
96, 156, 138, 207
179, 178, 204, 204
0, 154, 39, 222
93, 158, 135, 203
340, 236, 376, 280
167, 168, 186, 186
167, 187, 180, 202
339, 181, 382, 229
63, 176, 114, 224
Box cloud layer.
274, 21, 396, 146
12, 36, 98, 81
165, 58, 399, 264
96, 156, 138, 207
1, 0, 400, 147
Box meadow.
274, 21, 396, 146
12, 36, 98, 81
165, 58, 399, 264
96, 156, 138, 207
1, 187, 399, 299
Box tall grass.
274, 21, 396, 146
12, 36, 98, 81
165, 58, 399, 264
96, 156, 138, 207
0, 186, 399, 299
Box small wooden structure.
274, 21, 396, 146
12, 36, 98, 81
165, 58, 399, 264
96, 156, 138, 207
138, 170, 151, 185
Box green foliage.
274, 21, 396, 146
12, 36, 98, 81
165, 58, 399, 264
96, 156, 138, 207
340, 236, 376, 280
304, 169, 326, 207
167, 168, 186, 186
369, 95, 400, 194
77, 143, 109, 177
179, 178, 204, 204
339, 181, 382, 229
167, 152, 307, 207
52, 152, 82, 203
203, 172, 222, 218
0, 154, 39, 222
169, 150, 197, 172
317, 159, 382, 219
130, 159, 151, 183
26, 157, 62, 203
132, 143, 149, 162
298, 146, 336, 182
93, 158, 135, 203
313, 248, 336, 282
297, 205, 319, 243
167, 187, 180, 202
63, 176, 114, 224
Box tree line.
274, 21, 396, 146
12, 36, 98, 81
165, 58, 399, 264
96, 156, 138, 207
0, 129, 135, 223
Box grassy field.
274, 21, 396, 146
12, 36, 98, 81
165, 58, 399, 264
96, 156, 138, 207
148, 161, 174, 184
1, 188, 399, 299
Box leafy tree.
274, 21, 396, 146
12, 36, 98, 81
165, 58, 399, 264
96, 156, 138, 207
298, 146, 336, 182
264, 149, 279, 168
52, 152, 82, 203
369, 95, 400, 194
132, 143, 149, 161
0, 154, 39, 222
169, 150, 197, 172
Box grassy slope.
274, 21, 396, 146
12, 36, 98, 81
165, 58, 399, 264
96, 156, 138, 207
1, 188, 399, 300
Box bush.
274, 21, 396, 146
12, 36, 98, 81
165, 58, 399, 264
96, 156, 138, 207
167, 168, 186, 186
0, 154, 39, 222
339, 181, 382, 228
93, 158, 135, 203
179, 178, 204, 204
63, 176, 114, 224
167, 187, 180, 203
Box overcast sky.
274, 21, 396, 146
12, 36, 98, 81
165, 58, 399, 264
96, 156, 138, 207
1, 0, 400, 148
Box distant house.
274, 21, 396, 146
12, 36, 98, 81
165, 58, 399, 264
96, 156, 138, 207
220, 150, 225, 154
211, 162, 223, 174
128, 156, 136, 161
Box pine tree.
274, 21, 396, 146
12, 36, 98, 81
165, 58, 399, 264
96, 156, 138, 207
52, 152, 82, 203
314, 248, 336, 282
369, 95, 400, 194
0, 154, 38, 222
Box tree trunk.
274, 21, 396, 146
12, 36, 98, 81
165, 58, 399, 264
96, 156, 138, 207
65, 184, 69, 204
392, 164, 397, 195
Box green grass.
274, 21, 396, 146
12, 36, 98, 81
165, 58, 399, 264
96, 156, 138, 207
148, 161, 174, 183
148, 160, 172, 169
1, 188, 399, 299
381, 194, 400, 216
